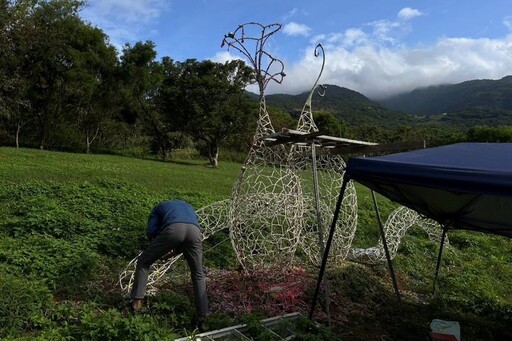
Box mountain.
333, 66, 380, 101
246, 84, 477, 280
261, 85, 417, 127
378, 76, 512, 116
249, 76, 512, 129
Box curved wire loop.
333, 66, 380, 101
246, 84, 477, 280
221, 22, 285, 92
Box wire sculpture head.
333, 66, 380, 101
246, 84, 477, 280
221, 22, 285, 93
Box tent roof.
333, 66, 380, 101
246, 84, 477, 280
346, 143, 512, 238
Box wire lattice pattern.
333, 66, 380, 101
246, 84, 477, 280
228, 141, 304, 269
350, 206, 445, 264
119, 24, 429, 294
293, 148, 358, 266
119, 199, 231, 294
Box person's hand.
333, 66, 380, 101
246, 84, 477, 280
162, 250, 178, 260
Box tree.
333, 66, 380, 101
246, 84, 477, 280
63, 22, 118, 153
119, 41, 170, 158
268, 106, 296, 132
467, 125, 512, 142
347, 123, 386, 143
22, 0, 88, 149
0, 0, 37, 147
314, 110, 345, 137
0, 1, 123, 151
166, 59, 255, 167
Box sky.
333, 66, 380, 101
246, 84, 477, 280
80, 0, 512, 99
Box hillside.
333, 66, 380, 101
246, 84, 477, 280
256, 77, 512, 129
262, 85, 418, 127
379, 75, 512, 117
428, 107, 512, 127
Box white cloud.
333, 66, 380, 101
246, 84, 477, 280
261, 6, 512, 100
343, 28, 367, 46
397, 7, 424, 21
83, 0, 168, 24
211, 51, 239, 64
504, 16, 512, 31
283, 22, 312, 37
368, 19, 402, 45
361, 8, 423, 47
282, 8, 298, 22
314, 29, 368, 48
265, 34, 512, 100
80, 0, 169, 51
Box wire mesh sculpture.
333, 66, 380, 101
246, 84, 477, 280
119, 22, 434, 294
289, 44, 358, 267
119, 23, 297, 293
222, 22, 304, 269
350, 206, 446, 264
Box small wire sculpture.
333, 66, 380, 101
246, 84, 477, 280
289, 44, 358, 266
350, 206, 446, 264
119, 199, 231, 294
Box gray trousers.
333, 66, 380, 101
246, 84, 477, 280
130, 223, 208, 317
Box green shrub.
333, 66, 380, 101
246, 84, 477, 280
0, 274, 52, 338
147, 291, 195, 329
0, 235, 100, 292
328, 264, 389, 305
67, 307, 177, 341
163, 189, 222, 211
202, 229, 237, 269
218, 149, 247, 163
293, 317, 340, 340
32, 302, 178, 340
0, 180, 157, 258
239, 314, 339, 340
170, 148, 201, 160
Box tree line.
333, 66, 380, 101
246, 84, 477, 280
2, 1, 511, 166
0, 0, 260, 166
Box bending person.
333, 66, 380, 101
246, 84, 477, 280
131, 200, 208, 329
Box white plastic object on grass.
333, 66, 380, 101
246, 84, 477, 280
430, 319, 461, 341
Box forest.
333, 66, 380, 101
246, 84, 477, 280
0, 0, 261, 167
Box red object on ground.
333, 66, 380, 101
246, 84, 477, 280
429, 332, 458, 341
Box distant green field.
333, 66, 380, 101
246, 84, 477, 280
0, 147, 240, 199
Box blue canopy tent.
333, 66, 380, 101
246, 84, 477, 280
310, 143, 512, 318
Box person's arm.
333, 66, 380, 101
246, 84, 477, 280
146, 206, 161, 238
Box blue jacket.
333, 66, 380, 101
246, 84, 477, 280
146, 200, 200, 237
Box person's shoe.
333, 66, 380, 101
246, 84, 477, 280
130, 299, 143, 315
194, 316, 206, 332
128, 304, 137, 315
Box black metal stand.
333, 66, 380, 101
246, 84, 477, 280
309, 175, 350, 319
371, 190, 401, 300
432, 227, 448, 294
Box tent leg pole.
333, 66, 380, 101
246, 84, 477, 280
310, 143, 331, 326
371, 190, 401, 301
309, 175, 350, 320
432, 227, 448, 294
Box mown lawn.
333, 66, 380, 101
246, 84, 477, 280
0, 147, 240, 198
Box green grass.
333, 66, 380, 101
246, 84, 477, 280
1, 147, 512, 340
0, 147, 240, 198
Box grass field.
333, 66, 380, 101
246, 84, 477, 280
0, 147, 240, 198
1, 147, 511, 340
